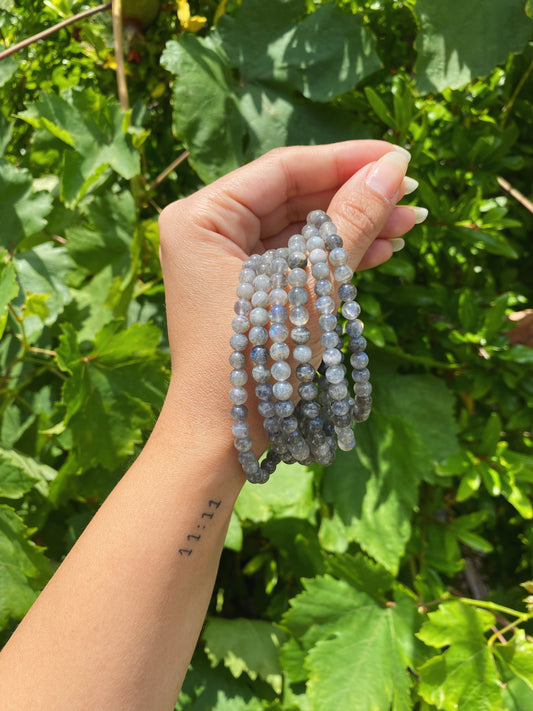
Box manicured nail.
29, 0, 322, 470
412, 206, 429, 224
403, 177, 419, 195
366, 152, 410, 202
393, 145, 412, 161
391, 238, 405, 253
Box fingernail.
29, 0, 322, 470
412, 206, 429, 224
393, 145, 412, 161
403, 177, 419, 195
391, 238, 405, 253
366, 152, 410, 202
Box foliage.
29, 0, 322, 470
1, 0, 533, 708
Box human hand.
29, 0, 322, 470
157, 140, 424, 459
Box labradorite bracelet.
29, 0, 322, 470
229, 210, 371, 484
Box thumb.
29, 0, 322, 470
327, 149, 410, 270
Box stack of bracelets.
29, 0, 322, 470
229, 209, 371, 484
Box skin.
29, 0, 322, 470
0, 140, 418, 710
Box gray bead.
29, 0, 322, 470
258, 400, 275, 418
249, 326, 268, 345
251, 290, 270, 308
323, 348, 342, 366
230, 369, 248, 387
329, 247, 348, 266
342, 301, 361, 320
324, 234, 343, 250
250, 346, 268, 364
229, 351, 246, 369
231, 404, 248, 421
236, 282, 254, 300
293, 345, 312, 363
250, 307, 269, 327
276, 247, 289, 260
307, 235, 325, 251
334, 265, 353, 283
349, 335, 367, 353
298, 382, 318, 401
321, 331, 339, 349
291, 326, 311, 344
326, 365, 346, 384
275, 400, 294, 418
269, 288, 288, 305
319, 314, 337, 331
355, 382, 372, 397
270, 342, 290, 361
287, 268, 307, 287
273, 381, 293, 401
320, 221, 339, 237
352, 367, 370, 384
239, 268, 255, 283
234, 436, 253, 452
328, 382, 349, 400
288, 234, 307, 250
302, 223, 319, 238
312, 262, 330, 280
260, 458, 277, 477
289, 306, 309, 326
314, 279, 333, 297
296, 363, 315, 381
333, 412, 354, 428
288, 252, 307, 269
232, 315, 249, 334
252, 364, 271, 383
271, 360, 291, 382
253, 274, 271, 292
230, 387, 248, 405
346, 319, 364, 337
282, 415, 299, 433
316, 296, 335, 314
269, 257, 288, 275
256, 383, 274, 401
269, 323, 289, 342
307, 210, 331, 227
350, 352, 369, 370
269, 304, 288, 323
234, 298, 252, 316
331, 398, 350, 416
232, 421, 250, 438
271, 272, 288, 289
336, 428, 355, 452
338, 283, 357, 302
309, 248, 328, 265
288, 287, 308, 306
230, 333, 247, 351
302, 401, 320, 419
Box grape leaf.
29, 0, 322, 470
0, 504, 50, 626
415, 0, 533, 93
0, 447, 56, 499
0, 258, 18, 338
0, 160, 53, 247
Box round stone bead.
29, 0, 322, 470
338, 283, 357, 302
253, 274, 271, 292
273, 381, 293, 401
259, 457, 277, 477
288, 234, 307, 250
249, 326, 268, 345
296, 363, 315, 381
307, 210, 330, 227
271, 272, 288, 289
230, 333, 247, 351
252, 364, 270, 383
331, 398, 350, 416
321, 330, 339, 349
307, 236, 325, 251
230, 369, 248, 386
250, 307, 269, 326
319, 221, 338, 237
287, 267, 307, 287
350, 352, 369, 370
288, 287, 308, 306
269, 323, 289, 342
312, 262, 330, 280
282, 415, 298, 433
269, 257, 288, 275
234, 298, 252, 316
291, 326, 311, 344
346, 319, 364, 337
236, 282, 254, 300
231, 404, 248, 421
288, 252, 307, 269
251, 290, 269, 308
319, 314, 337, 331
229, 351, 246, 369
289, 306, 309, 326
314, 279, 333, 297
336, 427, 355, 451
326, 365, 346, 384
298, 382, 318, 401
276, 247, 289, 260
232, 421, 250, 438
269, 288, 288, 305
239, 268, 255, 283
316, 296, 335, 314
275, 400, 294, 418
309, 248, 328, 265
270, 342, 290, 361
323, 348, 342, 366
232, 315, 249, 334
342, 301, 361, 320
355, 382, 373, 397
250, 345, 268, 364
293, 345, 312, 363
302, 223, 319, 239
301, 401, 320, 418
328, 382, 349, 400
256, 383, 273, 401
334, 265, 353, 283
324, 234, 343, 251
230, 387, 248, 405
349, 335, 367, 353
329, 247, 348, 266
258, 400, 275, 418
234, 436, 253, 452
352, 367, 370, 384
271, 360, 291, 381
269, 304, 288, 323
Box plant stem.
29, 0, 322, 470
487, 613, 533, 647
497, 176, 533, 215
149, 151, 190, 192
0, 3, 112, 61
457, 596, 524, 620
111, 0, 129, 113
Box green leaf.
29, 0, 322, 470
495, 631, 533, 700
0, 504, 50, 626
415, 0, 533, 93
0, 56, 16, 88
0, 447, 56, 499
479, 412, 502, 456
0, 257, 18, 338
417, 601, 503, 710
0, 160, 53, 247
454, 226, 518, 259
235, 461, 316, 523
203, 618, 286, 692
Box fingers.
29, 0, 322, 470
327, 151, 411, 269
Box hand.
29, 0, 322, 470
158, 140, 421, 459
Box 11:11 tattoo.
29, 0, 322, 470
178, 499, 222, 557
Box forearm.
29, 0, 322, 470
0, 384, 244, 711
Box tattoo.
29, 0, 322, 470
178, 499, 222, 557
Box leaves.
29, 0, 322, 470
0, 160, 53, 246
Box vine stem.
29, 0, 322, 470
149, 150, 190, 191
497, 175, 533, 215
111, 0, 129, 112
0, 3, 112, 61
456, 596, 526, 619
487, 613, 533, 648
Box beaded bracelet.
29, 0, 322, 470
229, 210, 371, 484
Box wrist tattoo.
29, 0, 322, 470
178, 499, 222, 557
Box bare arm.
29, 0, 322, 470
0, 141, 417, 710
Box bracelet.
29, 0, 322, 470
229, 210, 371, 484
